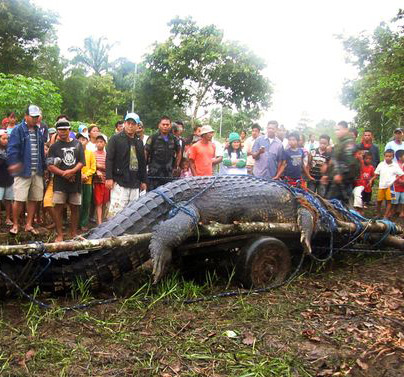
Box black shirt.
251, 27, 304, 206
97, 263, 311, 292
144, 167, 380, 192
49, 139, 85, 194
0, 148, 13, 187
145, 132, 180, 174
309, 147, 331, 181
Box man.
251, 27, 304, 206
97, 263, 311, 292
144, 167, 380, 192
188, 125, 221, 176
172, 121, 186, 158
47, 119, 85, 242
304, 134, 319, 152
8, 105, 46, 235
357, 129, 380, 168
322, 121, 359, 204
145, 116, 181, 190
244, 124, 261, 175
136, 121, 148, 145
385, 128, 404, 162
115, 120, 124, 134
106, 113, 147, 218
251, 120, 284, 179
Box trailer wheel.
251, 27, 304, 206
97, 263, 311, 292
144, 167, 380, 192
237, 237, 291, 288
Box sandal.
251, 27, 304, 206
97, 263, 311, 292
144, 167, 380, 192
5, 219, 13, 226
9, 227, 18, 235
25, 227, 39, 235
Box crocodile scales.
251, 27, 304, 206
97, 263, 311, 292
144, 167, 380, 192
0, 176, 332, 295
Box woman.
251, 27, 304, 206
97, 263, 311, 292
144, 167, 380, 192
222, 132, 247, 175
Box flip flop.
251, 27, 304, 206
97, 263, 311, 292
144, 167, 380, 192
25, 227, 39, 235
9, 228, 18, 235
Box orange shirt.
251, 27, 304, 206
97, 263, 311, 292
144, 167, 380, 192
188, 140, 216, 176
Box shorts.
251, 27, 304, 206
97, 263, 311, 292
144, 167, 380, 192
0, 185, 14, 201
43, 180, 54, 208
107, 183, 139, 218
352, 186, 364, 208
377, 188, 392, 202
14, 173, 44, 202
53, 191, 81, 206
93, 183, 110, 206
392, 191, 404, 205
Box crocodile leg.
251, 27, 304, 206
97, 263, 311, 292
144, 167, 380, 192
297, 207, 315, 254
150, 204, 200, 283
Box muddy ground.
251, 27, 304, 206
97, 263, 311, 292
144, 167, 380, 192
0, 250, 402, 376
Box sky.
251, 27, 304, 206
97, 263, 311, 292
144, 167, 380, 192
34, 0, 402, 129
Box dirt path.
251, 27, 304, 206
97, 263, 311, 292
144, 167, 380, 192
0, 252, 402, 376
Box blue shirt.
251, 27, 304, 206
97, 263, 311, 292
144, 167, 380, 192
282, 147, 304, 179
252, 136, 284, 179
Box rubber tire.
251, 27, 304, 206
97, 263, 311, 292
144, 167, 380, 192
236, 237, 291, 288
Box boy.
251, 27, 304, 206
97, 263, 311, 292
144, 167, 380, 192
77, 133, 96, 230
0, 130, 14, 225
361, 151, 375, 207
274, 132, 314, 186
352, 151, 375, 214
308, 134, 331, 196
392, 150, 404, 217
93, 135, 109, 225
369, 149, 403, 218
48, 119, 85, 242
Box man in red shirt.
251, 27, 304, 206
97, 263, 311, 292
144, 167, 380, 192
188, 125, 221, 176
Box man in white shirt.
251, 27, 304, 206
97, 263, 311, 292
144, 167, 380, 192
385, 128, 404, 162
244, 124, 261, 174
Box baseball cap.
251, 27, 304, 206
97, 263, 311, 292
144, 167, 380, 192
200, 125, 214, 135
26, 105, 41, 117
48, 127, 57, 134
78, 124, 88, 133
96, 134, 107, 142
55, 119, 71, 129
0, 129, 7, 136
394, 128, 403, 133
125, 112, 140, 123
76, 132, 89, 140
1, 118, 9, 127
228, 132, 241, 143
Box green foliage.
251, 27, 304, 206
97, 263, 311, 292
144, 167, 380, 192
0, 73, 62, 122
209, 107, 260, 138
69, 36, 115, 75
340, 11, 404, 142
143, 17, 271, 125
0, 0, 58, 75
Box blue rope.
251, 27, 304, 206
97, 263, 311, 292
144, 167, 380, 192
372, 219, 397, 247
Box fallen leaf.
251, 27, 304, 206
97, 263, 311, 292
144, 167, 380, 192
242, 332, 255, 346
25, 349, 35, 362
223, 330, 237, 338
356, 359, 368, 370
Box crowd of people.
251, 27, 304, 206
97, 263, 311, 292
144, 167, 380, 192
1, 104, 404, 242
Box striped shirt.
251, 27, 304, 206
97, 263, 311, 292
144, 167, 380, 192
94, 149, 107, 183
29, 129, 38, 172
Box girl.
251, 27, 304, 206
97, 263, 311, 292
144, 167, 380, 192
222, 132, 247, 175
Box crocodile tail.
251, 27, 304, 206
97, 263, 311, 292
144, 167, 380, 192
297, 206, 315, 254
150, 204, 200, 283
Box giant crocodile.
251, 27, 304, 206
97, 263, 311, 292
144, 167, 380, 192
0, 175, 400, 296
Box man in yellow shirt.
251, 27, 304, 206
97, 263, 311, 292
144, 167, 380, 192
77, 132, 96, 230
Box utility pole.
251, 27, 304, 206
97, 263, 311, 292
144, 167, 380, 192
131, 63, 138, 113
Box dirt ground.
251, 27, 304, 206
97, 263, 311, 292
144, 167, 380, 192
0, 250, 402, 376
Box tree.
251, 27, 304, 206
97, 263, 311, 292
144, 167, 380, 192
60, 68, 88, 120
0, 0, 58, 75
82, 74, 123, 130
69, 36, 115, 75
340, 10, 404, 142
0, 73, 62, 122
143, 17, 271, 125
209, 107, 260, 139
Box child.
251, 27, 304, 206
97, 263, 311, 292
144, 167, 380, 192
361, 151, 376, 208
180, 158, 192, 177
275, 132, 314, 187
370, 149, 404, 218
352, 151, 375, 214
93, 135, 109, 225
77, 133, 96, 230
308, 134, 331, 196
43, 142, 57, 229
0, 130, 14, 226
392, 150, 404, 217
